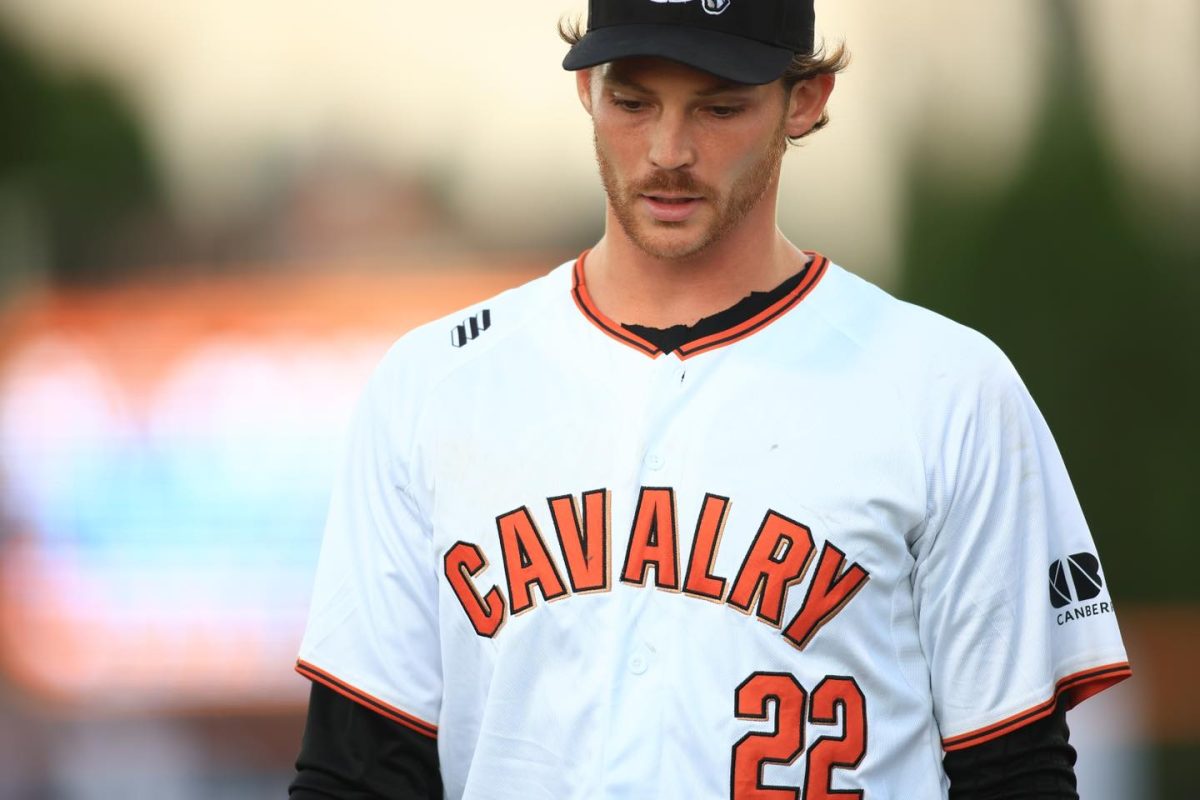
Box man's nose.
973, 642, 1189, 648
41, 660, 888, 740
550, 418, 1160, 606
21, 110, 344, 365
648, 110, 696, 171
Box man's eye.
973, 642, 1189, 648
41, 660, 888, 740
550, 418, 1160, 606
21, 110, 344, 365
612, 99, 645, 112
708, 105, 743, 118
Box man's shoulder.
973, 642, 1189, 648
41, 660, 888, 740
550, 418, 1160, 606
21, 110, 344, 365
348, 259, 574, 430
815, 261, 1013, 380
811, 262, 1037, 465
375, 259, 572, 382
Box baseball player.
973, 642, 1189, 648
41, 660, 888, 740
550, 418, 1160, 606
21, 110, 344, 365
290, 1, 1130, 797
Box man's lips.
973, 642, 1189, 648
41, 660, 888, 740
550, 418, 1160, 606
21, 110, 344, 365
641, 194, 704, 222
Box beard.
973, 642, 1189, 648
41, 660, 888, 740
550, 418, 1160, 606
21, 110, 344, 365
595, 116, 788, 261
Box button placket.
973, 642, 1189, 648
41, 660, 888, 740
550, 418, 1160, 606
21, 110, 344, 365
636, 355, 691, 477
628, 642, 655, 675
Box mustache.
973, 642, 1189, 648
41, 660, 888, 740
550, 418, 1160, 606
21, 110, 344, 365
632, 170, 713, 198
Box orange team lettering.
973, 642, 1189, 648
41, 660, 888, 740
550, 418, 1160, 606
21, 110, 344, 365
620, 487, 680, 590
726, 510, 816, 626
444, 541, 507, 638
496, 506, 568, 615
682, 493, 731, 601
447, 488, 870, 646
548, 490, 610, 593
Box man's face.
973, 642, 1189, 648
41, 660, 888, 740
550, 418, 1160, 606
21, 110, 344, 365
585, 57, 791, 261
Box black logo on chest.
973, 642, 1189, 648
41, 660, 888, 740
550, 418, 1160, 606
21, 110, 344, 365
451, 310, 491, 348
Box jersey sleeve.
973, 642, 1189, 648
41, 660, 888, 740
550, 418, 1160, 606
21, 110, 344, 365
912, 347, 1130, 752
296, 347, 442, 739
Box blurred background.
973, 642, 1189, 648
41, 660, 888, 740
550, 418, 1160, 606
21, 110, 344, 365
0, 0, 1195, 797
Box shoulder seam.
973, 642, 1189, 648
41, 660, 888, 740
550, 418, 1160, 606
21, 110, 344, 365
803, 286, 932, 547
403, 268, 563, 496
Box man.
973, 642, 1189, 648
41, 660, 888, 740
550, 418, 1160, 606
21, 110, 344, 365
290, 1, 1130, 797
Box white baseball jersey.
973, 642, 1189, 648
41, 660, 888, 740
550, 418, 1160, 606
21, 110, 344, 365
297, 253, 1130, 799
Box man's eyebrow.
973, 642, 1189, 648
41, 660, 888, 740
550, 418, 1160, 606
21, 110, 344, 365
695, 82, 754, 97
603, 71, 753, 98
603, 73, 653, 94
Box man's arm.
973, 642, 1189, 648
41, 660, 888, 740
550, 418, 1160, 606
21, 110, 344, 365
289, 679, 1074, 800
292, 341, 446, 798
290, 682, 442, 800
944, 697, 1078, 799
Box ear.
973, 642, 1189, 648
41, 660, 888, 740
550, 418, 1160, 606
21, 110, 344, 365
577, 68, 595, 115
784, 74, 835, 139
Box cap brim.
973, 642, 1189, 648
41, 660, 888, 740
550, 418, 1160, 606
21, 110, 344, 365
562, 24, 795, 86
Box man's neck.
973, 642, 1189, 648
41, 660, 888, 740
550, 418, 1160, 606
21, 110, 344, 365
581, 202, 808, 329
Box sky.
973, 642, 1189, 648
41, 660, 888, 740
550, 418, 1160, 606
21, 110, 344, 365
0, 0, 1195, 285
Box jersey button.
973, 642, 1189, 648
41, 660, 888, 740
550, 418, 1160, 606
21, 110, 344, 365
645, 452, 665, 471
629, 645, 654, 675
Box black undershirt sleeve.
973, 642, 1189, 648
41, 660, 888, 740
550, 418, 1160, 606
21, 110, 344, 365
289, 681, 443, 800
290, 682, 1077, 798
944, 698, 1078, 799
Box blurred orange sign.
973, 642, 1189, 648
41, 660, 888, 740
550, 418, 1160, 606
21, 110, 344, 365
0, 263, 543, 709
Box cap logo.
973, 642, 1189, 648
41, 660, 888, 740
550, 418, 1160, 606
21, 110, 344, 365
649, 0, 731, 16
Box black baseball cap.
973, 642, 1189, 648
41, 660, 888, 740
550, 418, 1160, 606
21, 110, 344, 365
562, 0, 815, 85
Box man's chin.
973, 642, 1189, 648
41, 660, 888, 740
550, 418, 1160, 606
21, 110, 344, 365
619, 214, 709, 259
630, 232, 713, 261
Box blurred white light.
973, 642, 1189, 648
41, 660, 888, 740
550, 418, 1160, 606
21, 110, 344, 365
0, 329, 388, 706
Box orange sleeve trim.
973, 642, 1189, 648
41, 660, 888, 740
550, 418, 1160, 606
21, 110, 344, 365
941, 661, 1131, 752
295, 659, 438, 739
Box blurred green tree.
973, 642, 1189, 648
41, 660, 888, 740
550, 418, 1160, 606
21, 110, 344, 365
901, 1, 1199, 602
0, 23, 161, 287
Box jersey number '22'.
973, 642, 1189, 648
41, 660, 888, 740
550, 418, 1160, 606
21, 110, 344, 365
732, 672, 866, 799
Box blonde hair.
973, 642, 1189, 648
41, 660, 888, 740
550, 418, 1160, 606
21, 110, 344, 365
558, 16, 850, 141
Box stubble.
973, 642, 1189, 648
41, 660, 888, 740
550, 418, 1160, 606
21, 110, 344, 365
595, 115, 789, 261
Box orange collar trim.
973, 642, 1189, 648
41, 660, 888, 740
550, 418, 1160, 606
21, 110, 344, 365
570, 251, 829, 360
